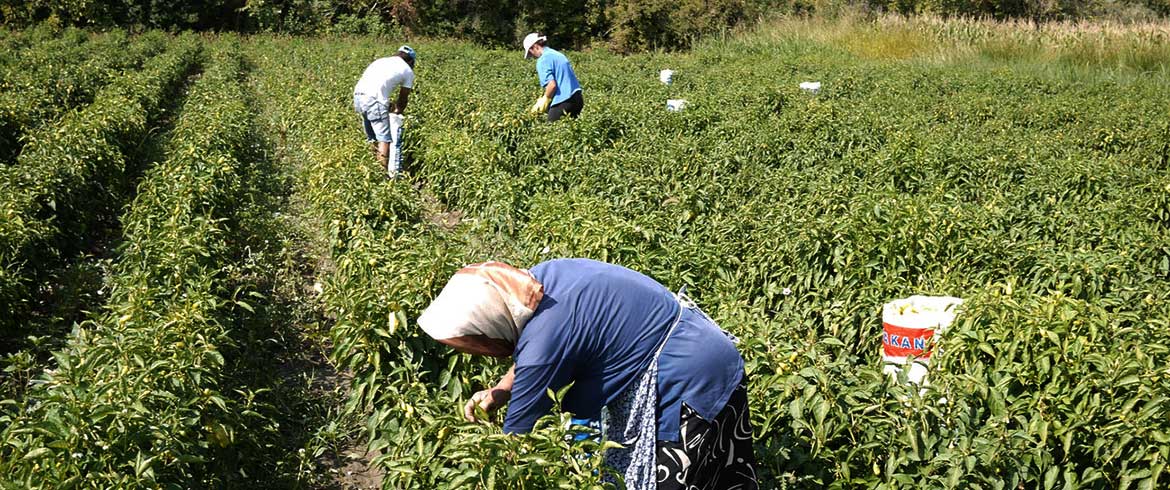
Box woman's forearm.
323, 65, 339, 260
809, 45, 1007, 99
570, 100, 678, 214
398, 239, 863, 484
495, 365, 516, 393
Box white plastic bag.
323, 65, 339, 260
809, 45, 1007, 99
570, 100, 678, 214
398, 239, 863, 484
799, 81, 822, 94
388, 113, 405, 176
666, 99, 687, 112
659, 69, 674, 85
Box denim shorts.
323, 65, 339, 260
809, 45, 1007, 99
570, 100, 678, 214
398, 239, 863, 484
354, 93, 392, 143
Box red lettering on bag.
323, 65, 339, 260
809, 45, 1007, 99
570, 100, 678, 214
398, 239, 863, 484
882, 322, 935, 358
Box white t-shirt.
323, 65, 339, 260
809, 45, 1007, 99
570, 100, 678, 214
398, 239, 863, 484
353, 56, 414, 105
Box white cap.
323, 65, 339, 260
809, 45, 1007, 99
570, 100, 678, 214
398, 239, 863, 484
523, 33, 547, 59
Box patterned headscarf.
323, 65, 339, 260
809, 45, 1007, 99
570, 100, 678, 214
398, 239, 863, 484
417, 261, 544, 345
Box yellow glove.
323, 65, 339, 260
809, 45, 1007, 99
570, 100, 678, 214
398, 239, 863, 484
529, 96, 551, 114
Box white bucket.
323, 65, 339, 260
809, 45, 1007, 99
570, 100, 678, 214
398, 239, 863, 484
659, 69, 674, 85
881, 295, 963, 387
799, 81, 821, 94
666, 99, 687, 112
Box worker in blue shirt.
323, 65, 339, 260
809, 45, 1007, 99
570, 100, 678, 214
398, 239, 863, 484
523, 33, 583, 122
418, 259, 758, 490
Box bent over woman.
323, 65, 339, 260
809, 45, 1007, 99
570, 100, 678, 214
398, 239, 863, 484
418, 258, 758, 490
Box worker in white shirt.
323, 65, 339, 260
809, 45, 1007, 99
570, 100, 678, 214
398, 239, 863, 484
353, 46, 415, 179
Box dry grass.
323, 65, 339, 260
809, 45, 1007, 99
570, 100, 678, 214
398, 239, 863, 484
743, 14, 1170, 73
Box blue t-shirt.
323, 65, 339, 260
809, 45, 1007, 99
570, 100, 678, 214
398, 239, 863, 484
502, 259, 744, 442
536, 48, 582, 106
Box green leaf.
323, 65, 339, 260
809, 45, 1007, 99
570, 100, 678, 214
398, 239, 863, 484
1044, 466, 1059, 490
820, 337, 845, 347
22, 447, 52, 461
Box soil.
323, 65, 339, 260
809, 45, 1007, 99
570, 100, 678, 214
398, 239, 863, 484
333, 447, 384, 490
421, 191, 464, 231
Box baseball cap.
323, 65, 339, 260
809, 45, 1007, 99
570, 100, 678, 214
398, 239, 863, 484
522, 33, 546, 59
398, 45, 416, 62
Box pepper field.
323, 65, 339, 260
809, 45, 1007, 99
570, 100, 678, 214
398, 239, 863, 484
1, 17, 1169, 489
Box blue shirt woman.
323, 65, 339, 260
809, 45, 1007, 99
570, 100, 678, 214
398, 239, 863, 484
505, 259, 742, 442
418, 259, 758, 490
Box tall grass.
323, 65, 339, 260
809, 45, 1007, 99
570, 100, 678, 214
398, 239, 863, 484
739, 14, 1170, 76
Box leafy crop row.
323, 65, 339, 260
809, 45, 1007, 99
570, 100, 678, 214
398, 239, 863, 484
0, 27, 88, 84
243, 33, 1170, 488
399, 36, 1170, 488
0, 28, 35, 74
249, 37, 618, 488
3, 27, 1162, 489
0, 38, 282, 487
0, 30, 169, 163
0, 27, 107, 78
0, 35, 200, 341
